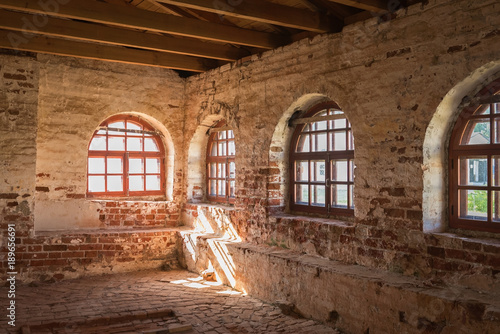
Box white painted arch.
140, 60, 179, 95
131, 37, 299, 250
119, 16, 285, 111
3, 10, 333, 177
422, 61, 500, 232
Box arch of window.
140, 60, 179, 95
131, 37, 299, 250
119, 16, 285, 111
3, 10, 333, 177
449, 78, 500, 233
206, 120, 235, 204
289, 102, 354, 215
87, 115, 165, 197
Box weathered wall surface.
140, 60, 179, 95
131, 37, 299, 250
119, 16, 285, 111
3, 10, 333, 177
0, 53, 185, 282
0, 51, 39, 277
34, 55, 185, 230
183, 0, 500, 293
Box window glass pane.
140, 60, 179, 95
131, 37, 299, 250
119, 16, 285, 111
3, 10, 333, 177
333, 131, 347, 151
146, 175, 161, 191
218, 180, 226, 196
209, 180, 216, 196
229, 161, 235, 179
88, 158, 105, 174
228, 140, 235, 156
127, 122, 142, 130
459, 156, 487, 186
350, 184, 354, 209
209, 163, 217, 178
349, 160, 355, 182
144, 138, 159, 152
493, 117, 500, 144
348, 131, 355, 150
332, 184, 348, 208
296, 161, 309, 181
109, 121, 125, 129
96, 129, 106, 135
475, 104, 490, 115
217, 163, 226, 178
494, 103, 500, 114
146, 158, 160, 174
493, 191, 500, 222
210, 142, 217, 156
461, 118, 490, 145
295, 184, 309, 205
218, 131, 226, 140
228, 130, 234, 139
311, 160, 326, 182
333, 118, 346, 129
296, 134, 310, 152
88, 176, 105, 192
129, 175, 144, 191
127, 137, 143, 151
108, 137, 125, 151
107, 175, 123, 192
311, 185, 325, 206
89, 136, 106, 151
311, 121, 327, 131
493, 156, 500, 187
230, 181, 235, 198
331, 160, 348, 182
129, 158, 144, 174
311, 132, 327, 152
459, 189, 487, 220
107, 158, 122, 174
218, 141, 226, 156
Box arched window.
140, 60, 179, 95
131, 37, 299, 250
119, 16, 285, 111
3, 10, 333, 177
206, 121, 235, 204
449, 79, 500, 232
87, 115, 165, 197
289, 102, 354, 215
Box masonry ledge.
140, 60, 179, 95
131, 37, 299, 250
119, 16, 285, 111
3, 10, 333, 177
226, 242, 500, 316
269, 213, 354, 228
185, 202, 235, 211
35, 226, 191, 237
426, 231, 500, 251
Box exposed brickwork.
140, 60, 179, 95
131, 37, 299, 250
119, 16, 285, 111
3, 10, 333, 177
97, 200, 179, 228
0, 229, 180, 283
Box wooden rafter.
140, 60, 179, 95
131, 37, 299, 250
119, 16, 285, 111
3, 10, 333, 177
0, 9, 248, 61
155, 0, 335, 33
0, 0, 284, 49
326, 0, 388, 12
0, 30, 216, 72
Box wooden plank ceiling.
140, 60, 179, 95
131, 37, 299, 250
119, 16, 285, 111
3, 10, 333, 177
0, 0, 417, 76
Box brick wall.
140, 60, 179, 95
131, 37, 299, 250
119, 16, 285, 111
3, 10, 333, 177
97, 200, 179, 228
3, 229, 180, 282
182, 0, 500, 292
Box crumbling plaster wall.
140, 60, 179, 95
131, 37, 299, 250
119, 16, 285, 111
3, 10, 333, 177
0, 53, 186, 282
183, 0, 500, 291
34, 55, 185, 230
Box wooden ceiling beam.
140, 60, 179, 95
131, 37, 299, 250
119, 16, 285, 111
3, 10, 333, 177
325, 0, 388, 12
0, 9, 248, 61
0, 0, 284, 49
155, 0, 336, 33
0, 30, 217, 72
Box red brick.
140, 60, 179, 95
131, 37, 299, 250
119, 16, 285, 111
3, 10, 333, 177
43, 245, 68, 252
61, 251, 85, 258
427, 246, 445, 258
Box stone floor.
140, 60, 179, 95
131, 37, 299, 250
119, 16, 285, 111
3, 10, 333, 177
0, 270, 339, 333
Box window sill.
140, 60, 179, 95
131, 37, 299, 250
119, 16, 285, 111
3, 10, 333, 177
426, 231, 500, 252
89, 197, 169, 203
270, 212, 354, 228
186, 201, 235, 211
34, 226, 190, 237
